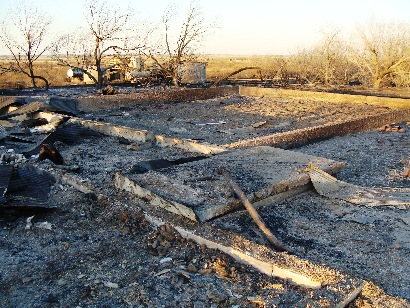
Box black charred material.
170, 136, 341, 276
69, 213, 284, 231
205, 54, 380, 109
53, 122, 83, 144
7, 167, 27, 192
20, 118, 48, 128
23, 120, 82, 157
7, 135, 36, 143
4, 164, 56, 207
38, 144, 64, 165
118, 137, 131, 145
130, 156, 208, 174
49, 97, 79, 116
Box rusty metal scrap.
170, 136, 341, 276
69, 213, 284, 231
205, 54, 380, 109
38, 144, 64, 165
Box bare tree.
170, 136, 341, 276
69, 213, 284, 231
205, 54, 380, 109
0, 63, 18, 76
287, 51, 319, 85
52, 33, 96, 82
0, 0, 51, 89
315, 28, 346, 86
352, 20, 410, 88
148, 2, 214, 87
290, 28, 350, 87
53, 0, 142, 89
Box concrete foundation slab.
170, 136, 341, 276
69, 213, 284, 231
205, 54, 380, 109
77, 86, 239, 112
118, 146, 345, 222
239, 86, 410, 109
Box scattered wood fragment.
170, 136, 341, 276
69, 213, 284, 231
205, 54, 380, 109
247, 296, 265, 305
217, 168, 288, 252
401, 168, 410, 177
378, 123, 406, 133
305, 164, 410, 207
114, 173, 198, 222
335, 283, 363, 308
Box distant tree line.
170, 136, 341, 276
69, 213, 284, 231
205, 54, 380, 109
0, 0, 409, 90
264, 21, 410, 89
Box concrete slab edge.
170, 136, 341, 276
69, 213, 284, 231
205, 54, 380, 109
76, 86, 239, 112
225, 109, 410, 149
155, 135, 227, 155
68, 117, 226, 155
239, 86, 410, 109
70, 118, 156, 143
143, 213, 323, 289
114, 173, 198, 222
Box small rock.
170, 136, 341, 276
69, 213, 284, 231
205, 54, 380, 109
198, 268, 212, 275
160, 257, 173, 264
103, 281, 119, 288
187, 263, 197, 273
147, 246, 159, 256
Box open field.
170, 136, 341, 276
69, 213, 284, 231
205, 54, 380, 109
0, 55, 283, 89
2, 55, 410, 103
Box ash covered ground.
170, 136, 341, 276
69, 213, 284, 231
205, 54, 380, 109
0, 87, 410, 307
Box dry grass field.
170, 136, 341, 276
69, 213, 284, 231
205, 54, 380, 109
1, 55, 410, 101
0, 55, 283, 89
0, 58, 69, 89
199, 55, 281, 81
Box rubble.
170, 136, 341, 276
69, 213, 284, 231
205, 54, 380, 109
0, 86, 410, 306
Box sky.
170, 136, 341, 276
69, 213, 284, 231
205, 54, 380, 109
0, 0, 409, 55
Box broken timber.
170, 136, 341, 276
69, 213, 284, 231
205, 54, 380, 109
217, 167, 288, 252
305, 164, 410, 207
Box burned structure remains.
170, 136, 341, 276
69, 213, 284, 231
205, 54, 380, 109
1, 85, 410, 306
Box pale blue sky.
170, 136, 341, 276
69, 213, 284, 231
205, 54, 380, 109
0, 0, 409, 55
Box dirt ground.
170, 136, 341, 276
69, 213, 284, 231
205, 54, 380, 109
91, 94, 392, 146
1, 87, 410, 307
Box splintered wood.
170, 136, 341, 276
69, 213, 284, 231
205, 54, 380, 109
305, 164, 410, 207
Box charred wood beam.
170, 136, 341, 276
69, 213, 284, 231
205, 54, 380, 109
217, 168, 288, 252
